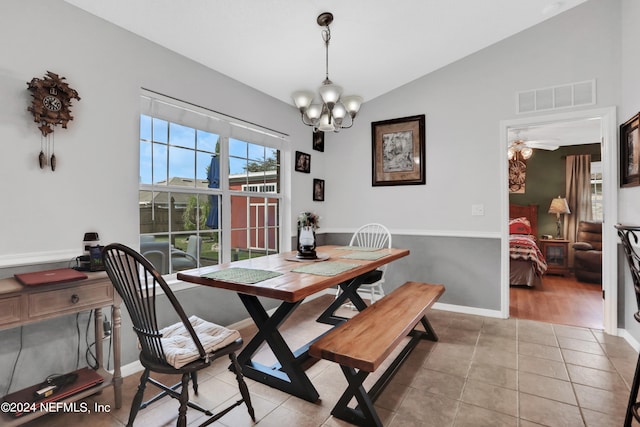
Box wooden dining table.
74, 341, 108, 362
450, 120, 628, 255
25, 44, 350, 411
177, 244, 410, 402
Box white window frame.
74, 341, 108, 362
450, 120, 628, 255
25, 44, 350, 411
139, 90, 290, 279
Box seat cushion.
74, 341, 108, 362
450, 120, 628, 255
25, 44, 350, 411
361, 269, 383, 285
159, 315, 241, 369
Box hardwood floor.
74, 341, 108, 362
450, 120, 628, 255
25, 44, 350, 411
510, 273, 603, 329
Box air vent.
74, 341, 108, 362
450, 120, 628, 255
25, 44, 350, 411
516, 80, 595, 114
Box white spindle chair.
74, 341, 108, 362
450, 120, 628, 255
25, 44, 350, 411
338, 223, 392, 304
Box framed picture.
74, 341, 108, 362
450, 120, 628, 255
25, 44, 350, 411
620, 113, 640, 188
313, 131, 324, 152
313, 178, 325, 201
295, 151, 311, 173
371, 114, 425, 186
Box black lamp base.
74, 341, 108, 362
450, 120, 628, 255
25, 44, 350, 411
296, 249, 317, 260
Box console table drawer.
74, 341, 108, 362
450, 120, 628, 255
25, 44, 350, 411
0, 296, 21, 325
28, 281, 113, 319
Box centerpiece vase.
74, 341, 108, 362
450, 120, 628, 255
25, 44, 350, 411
297, 225, 317, 259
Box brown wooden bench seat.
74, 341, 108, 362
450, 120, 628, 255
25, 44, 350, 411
309, 281, 445, 427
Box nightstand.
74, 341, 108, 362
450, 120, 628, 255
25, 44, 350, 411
539, 239, 570, 276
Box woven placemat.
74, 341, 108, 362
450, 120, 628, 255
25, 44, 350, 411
292, 261, 360, 276
339, 251, 387, 261
334, 246, 382, 252
201, 268, 282, 284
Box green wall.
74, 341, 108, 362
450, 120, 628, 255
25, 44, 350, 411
509, 143, 601, 237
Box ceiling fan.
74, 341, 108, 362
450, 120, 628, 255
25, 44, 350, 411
508, 131, 559, 160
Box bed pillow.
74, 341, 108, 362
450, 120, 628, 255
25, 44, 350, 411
509, 217, 531, 235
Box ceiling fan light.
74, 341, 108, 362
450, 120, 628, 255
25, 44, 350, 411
508, 147, 515, 160
521, 147, 533, 159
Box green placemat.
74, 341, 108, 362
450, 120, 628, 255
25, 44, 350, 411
292, 262, 360, 276
339, 251, 387, 261
334, 246, 382, 252
201, 268, 282, 284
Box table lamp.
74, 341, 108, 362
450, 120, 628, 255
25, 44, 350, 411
548, 196, 571, 239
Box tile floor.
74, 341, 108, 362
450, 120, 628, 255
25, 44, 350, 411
21, 295, 640, 426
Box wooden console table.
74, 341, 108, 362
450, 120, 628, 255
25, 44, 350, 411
0, 272, 122, 426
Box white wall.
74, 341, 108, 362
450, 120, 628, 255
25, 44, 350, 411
321, 0, 621, 237
0, 0, 310, 392
315, 0, 625, 320
0, 0, 307, 266
620, 0, 640, 340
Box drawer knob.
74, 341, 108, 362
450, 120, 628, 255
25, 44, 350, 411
71, 294, 80, 304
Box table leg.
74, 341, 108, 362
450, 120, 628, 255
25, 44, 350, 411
94, 308, 103, 369
316, 275, 368, 325
237, 294, 319, 402
111, 303, 122, 409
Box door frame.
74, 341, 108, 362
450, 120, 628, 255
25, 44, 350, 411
499, 106, 618, 335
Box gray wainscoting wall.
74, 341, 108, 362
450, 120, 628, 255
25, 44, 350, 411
321, 232, 502, 311
1, 234, 499, 394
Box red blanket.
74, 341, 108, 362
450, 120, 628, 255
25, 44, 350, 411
510, 234, 547, 276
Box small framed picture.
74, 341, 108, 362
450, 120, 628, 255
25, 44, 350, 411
313, 178, 325, 201
313, 131, 324, 152
295, 151, 311, 173
620, 113, 640, 188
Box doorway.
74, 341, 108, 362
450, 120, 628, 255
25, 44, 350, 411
500, 107, 618, 334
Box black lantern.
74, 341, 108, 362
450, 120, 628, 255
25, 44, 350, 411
296, 212, 319, 259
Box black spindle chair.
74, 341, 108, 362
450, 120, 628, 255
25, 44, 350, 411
102, 243, 254, 427
616, 224, 640, 427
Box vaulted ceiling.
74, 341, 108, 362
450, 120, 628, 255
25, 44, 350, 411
65, 0, 588, 105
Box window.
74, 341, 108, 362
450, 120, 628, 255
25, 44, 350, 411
139, 92, 285, 275
591, 161, 603, 221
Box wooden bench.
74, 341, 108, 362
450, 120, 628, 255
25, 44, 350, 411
309, 281, 445, 427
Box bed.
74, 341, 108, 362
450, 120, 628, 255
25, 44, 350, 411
509, 204, 547, 287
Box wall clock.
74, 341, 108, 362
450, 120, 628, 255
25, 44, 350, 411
27, 71, 80, 170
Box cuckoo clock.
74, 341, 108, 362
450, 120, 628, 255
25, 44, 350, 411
27, 71, 80, 170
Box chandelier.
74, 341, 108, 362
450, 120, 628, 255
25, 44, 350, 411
292, 12, 363, 133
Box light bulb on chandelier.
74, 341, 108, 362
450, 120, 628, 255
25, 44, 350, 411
292, 12, 363, 133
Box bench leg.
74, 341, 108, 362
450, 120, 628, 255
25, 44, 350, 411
332, 366, 383, 427
417, 314, 439, 342
330, 314, 440, 426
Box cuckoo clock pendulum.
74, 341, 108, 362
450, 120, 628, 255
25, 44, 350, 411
27, 71, 80, 171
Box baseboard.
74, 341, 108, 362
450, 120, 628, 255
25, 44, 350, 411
618, 328, 640, 352
117, 360, 144, 378
432, 302, 504, 319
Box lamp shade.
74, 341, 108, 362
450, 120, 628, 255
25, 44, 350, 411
341, 95, 363, 116
548, 197, 571, 215
292, 91, 314, 110
318, 83, 342, 105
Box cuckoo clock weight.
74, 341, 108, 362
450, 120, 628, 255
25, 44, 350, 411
27, 71, 80, 171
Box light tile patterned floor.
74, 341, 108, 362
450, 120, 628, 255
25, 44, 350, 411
22, 295, 640, 426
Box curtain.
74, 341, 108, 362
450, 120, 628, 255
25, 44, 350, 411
564, 154, 592, 267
